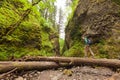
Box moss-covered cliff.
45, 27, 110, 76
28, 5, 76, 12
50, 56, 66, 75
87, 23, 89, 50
0, 0, 59, 60
63, 0, 120, 58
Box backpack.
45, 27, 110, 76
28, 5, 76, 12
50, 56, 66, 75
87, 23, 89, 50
84, 37, 92, 45
87, 38, 92, 45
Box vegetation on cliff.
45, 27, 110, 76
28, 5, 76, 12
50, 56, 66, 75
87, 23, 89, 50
63, 0, 120, 58
0, 0, 59, 60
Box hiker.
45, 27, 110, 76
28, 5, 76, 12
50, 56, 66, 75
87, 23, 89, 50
82, 36, 94, 57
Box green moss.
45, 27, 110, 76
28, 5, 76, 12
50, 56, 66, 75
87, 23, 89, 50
0, 52, 9, 61
41, 31, 54, 55
112, 0, 120, 5
63, 69, 73, 76
94, 38, 120, 59
0, 45, 27, 60
0, 44, 54, 61
67, 0, 79, 23
59, 38, 64, 54
0, 0, 58, 60
97, 45, 109, 58
63, 41, 84, 57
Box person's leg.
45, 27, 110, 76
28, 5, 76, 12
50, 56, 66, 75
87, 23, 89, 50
89, 47, 94, 57
84, 45, 89, 57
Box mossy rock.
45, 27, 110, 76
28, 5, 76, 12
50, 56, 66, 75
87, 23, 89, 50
63, 69, 73, 76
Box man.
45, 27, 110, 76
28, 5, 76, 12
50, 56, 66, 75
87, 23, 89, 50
82, 36, 94, 57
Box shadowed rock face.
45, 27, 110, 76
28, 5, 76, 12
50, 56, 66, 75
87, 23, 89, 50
64, 0, 120, 58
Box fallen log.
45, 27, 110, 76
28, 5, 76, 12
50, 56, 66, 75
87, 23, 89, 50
0, 61, 61, 74
24, 57, 120, 68
1, 57, 120, 74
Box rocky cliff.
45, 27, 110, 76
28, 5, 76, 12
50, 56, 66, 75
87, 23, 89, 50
63, 0, 120, 58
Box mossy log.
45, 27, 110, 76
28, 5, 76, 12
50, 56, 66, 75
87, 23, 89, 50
24, 57, 120, 68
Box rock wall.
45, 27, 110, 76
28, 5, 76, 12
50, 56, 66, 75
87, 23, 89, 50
63, 0, 120, 58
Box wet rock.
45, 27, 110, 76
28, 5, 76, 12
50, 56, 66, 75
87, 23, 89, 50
63, 69, 73, 76
15, 76, 24, 80
63, 0, 120, 58
105, 73, 120, 80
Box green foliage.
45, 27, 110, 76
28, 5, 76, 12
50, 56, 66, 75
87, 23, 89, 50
71, 0, 79, 10
64, 41, 84, 57
0, 3, 20, 27
41, 21, 53, 33
41, 31, 53, 54
0, 45, 27, 60
70, 26, 82, 40
59, 38, 64, 54
39, 0, 56, 13
0, 0, 58, 60
96, 43, 109, 58
0, 44, 54, 60
67, 0, 79, 21
94, 38, 120, 59
0, 45, 9, 60
112, 0, 120, 5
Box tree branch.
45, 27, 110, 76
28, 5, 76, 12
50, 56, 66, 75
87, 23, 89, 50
0, 68, 17, 79
32, 0, 41, 6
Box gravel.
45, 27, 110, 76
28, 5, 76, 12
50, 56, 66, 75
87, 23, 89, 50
1, 66, 117, 80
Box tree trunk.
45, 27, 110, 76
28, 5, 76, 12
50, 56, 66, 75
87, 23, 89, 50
24, 57, 120, 68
